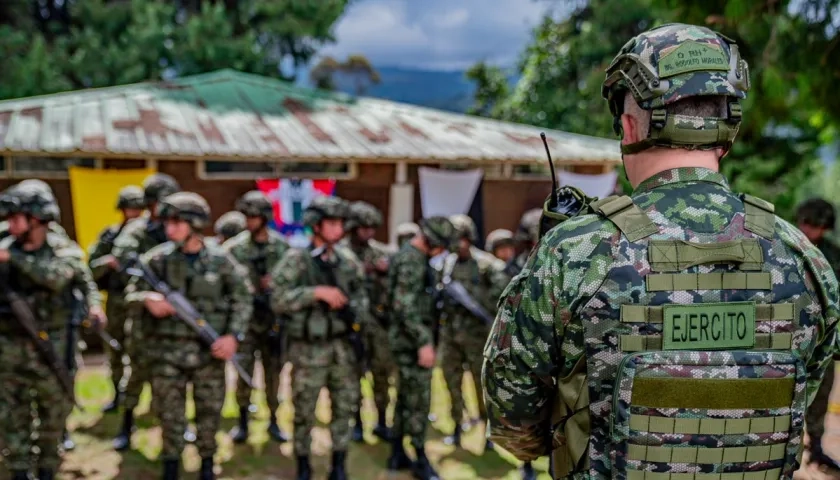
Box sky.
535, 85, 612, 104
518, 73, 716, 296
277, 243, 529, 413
317, 0, 563, 71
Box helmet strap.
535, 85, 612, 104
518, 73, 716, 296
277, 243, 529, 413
620, 104, 741, 155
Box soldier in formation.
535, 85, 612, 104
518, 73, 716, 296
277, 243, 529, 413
209, 211, 246, 247
88, 185, 146, 413
341, 201, 395, 442
485, 228, 516, 263
124, 192, 252, 480
270, 196, 370, 480
387, 216, 455, 480
224, 190, 290, 444
396, 221, 420, 248
483, 22, 840, 480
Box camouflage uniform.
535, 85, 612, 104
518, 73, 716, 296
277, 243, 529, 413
438, 214, 508, 447
208, 211, 246, 248
0, 185, 92, 480
483, 24, 839, 480
110, 173, 180, 451
387, 216, 455, 480
224, 191, 289, 444
341, 201, 396, 442
124, 192, 252, 479
507, 208, 542, 276
270, 196, 369, 480
396, 222, 420, 248
88, 185, 146, 408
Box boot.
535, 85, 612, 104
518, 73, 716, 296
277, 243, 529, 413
113, 408, 135, 451
387, 437, 413, 471
11, 471, 31, 480
102, 380, 122, 414
267, 413, 289, 443
351, 410, 364, 442
229, 406, 249, 444
522, 461, 536, 480
61, 429, 76, 451
443, 424, 461, 448
485, 439, 495, 451
36, 469, 53, 480
327, 450, 348, 480
162, 459, 179, 480
412, 447, 440, 480
372, 410, 392, 441
199, 457, 214, 480
296, 455, 312, 480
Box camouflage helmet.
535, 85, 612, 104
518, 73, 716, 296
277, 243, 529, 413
515, 208, 543, 243
235, 190, 274, 220
303, 196, 349, 227
142, 173, 180, 205
419, 216, 456, 250
602, 23, 750, 154
116, 185, 145, 210
396, 222, 420, 244
17, 179, 55, 199
3, 184, 56, 222
485, 229, 515, 253
158, 192, 211, 230
448, 214, 477, 243
346, 201, 383, 231
214, 211, 247, 239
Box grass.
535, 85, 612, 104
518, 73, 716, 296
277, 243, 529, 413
58, 356, 551, 479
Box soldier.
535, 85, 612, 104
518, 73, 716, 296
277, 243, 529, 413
485, 228, 516, 263
88, 185, 145, 413
341, 201, 395, 442
396, 222, 420, 248
209, 211, 247, 247
124, 192, 252, 480
0, 184, 98, 480
270, 196, 369, 480
110, 172, 181, 451
507, 208, 541, 275
224, 191, 290, 444
483, 23, 840, 480
796, 198, 840, 475
439, 214, 506, 450
387, 216, 455, 480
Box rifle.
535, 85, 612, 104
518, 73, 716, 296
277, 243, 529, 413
0, 274, 82, 410
310, 245, 367, 369
124, 254, 254, 388
68, 288, 122, 352
92, 223, 127, 290
250, 251, 284, 357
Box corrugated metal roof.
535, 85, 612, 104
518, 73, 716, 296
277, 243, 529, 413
0, 69, 621, 165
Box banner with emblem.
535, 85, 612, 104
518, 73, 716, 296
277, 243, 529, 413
255, 178, 337, 248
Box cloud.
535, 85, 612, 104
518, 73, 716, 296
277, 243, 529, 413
319, 0, 554, 71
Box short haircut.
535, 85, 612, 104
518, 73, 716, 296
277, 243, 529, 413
623, 93, 729, 139
797, 198, 836, 229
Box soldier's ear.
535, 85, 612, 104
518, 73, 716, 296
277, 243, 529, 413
620, 113, 641, 145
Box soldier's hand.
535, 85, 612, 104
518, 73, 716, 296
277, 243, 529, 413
211, 335, 238, 360
314, 286, 348, 309
260, 275, 272, 291
417, 344, 436, 369
144, 293, 176, 318
0, 249, 9, 263
89, 305, 107, 327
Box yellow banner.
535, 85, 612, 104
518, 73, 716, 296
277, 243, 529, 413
69, 166, 155, 253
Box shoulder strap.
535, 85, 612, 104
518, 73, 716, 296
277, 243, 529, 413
590, 195, 658, 242
742, 194, 776, 239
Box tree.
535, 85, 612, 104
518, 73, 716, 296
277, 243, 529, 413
309, 54, 381, 95
464, 61, 509, 117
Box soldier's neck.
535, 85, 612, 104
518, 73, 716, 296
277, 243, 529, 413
623, 149, 721, 188
181, 236, 204, 254
312, 235, 332, 253
21, 226, 48, 251
251, 228, 268, 243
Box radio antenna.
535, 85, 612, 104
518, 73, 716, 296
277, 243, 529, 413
540, 132, 558, 209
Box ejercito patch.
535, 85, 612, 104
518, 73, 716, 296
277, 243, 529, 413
662, 302, 756, 350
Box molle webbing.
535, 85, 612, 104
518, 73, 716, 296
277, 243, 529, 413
646, 272, 771, 291
632, 377, 795, 409
590, 195, 658, 242
628, 444, 787, 463
620, 333, 792, 352
626, 469, 782, 480
629, 414, 791, 435
648, 239, 763, 272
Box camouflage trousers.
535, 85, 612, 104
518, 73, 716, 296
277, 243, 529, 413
392, 349, 433, 449
439, 324, 488, 422
150, 339, 226, 460
235, 326, 283, 413
366, 319, 395, 417
0, 333, 73, 472
104, 295, 128, 388
123, 318, 152, 411
290, 338, 360, 456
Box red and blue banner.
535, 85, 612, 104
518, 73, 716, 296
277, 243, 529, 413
256, 178, 337, 247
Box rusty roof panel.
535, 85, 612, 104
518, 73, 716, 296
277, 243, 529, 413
0, 69, 620, 164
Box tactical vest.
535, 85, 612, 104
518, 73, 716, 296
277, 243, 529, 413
551, 194, 818, 480
285, 249, 350, 342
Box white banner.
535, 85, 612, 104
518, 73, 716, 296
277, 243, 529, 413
559, 170, 619, 198
418, 167, 483, 218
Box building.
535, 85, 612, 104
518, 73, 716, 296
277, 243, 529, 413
0, 69, 620, 243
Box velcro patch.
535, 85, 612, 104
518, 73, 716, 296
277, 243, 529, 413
658, 41, 728, 78
662, 302, 755, 350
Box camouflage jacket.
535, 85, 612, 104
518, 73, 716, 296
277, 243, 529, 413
388, 243, 435, 355
341, 237, 393, 321
439, 250, 509, 333
269, 243, 369, 342
110, 213, 168, 293
124, 241, 253, 341
223, 229, 289, 332
87, 222, 130, 291
482, 167, 840, 464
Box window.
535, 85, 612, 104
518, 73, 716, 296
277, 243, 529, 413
100, 159, 150, 170
199, 160, 356, 180
437, 162, 504, 179
10, 156, 95, 178
512, 163, 554, 179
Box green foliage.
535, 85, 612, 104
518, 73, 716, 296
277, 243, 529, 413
310, 54, 381, 95
0, 0, 351, 100
464, 61, 509, 117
